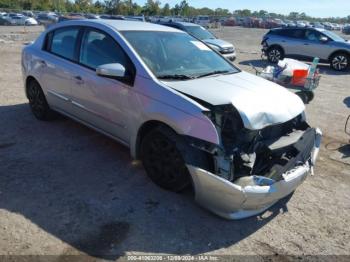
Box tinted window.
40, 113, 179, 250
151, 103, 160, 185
50, 27, 79, 60
304, 29, 322, 41
185, 26, 215, 40
279, 29, 305, 38
79, 29, 129, 70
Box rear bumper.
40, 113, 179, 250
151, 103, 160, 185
187, 128, 322, 220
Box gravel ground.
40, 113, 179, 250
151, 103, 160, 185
0, 25, 349, 261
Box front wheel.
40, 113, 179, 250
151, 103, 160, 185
267, 46, 284, 63
141, 127, 192, 192
330, 52, 349, 71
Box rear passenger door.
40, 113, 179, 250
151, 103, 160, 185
41, 26, 81, 113
278, 29, 306, 56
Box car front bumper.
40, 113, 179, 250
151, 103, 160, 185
187, 128, 322, 220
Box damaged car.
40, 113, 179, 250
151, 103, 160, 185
22, 20, 322, 219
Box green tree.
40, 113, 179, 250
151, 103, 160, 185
162, 3, 171, 16
143, 0, 161, 15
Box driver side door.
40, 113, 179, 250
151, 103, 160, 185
70, 27, 136, 144
300, 29, 330, 60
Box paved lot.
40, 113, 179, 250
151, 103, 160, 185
0, 25, 349, 260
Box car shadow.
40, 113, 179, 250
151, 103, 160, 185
317, 64, 350, 76
344, 97, 350, 108
0, 103, 293, 260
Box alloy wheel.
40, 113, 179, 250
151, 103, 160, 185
332, 55, 348, 71
268, 49, 282, 63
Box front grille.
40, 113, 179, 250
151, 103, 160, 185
220, 47, 234, 54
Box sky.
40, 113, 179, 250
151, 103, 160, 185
133, 0, 350, 18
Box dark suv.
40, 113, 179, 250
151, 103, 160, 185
262, 27, 350, 71
159, 21, 236, 61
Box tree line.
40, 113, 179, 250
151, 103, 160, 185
0, 0, 349, 23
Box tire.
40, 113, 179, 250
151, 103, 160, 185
27, 79, 56, 121
330, 52, 349, 71
267, 46, 284, 63
296, 91, 314, 104
140, 126, 210, 192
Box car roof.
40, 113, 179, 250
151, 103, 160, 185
166, 21, 200, 27
272, 27, 326, 32
58, 19, 182, 32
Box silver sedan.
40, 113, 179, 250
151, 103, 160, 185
22, 20, 322, 219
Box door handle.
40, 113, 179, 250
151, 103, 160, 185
38, 60, 46, 66
74, 75, 84, 85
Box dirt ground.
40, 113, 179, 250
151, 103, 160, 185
0, 25, 349, 261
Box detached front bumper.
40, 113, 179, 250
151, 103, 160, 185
187, 128, 322, 220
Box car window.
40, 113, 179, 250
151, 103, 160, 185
185, 26, 215, 40
122, 31, 238, 78
79, 29, 129, 70
305, 29, 322, 41
50, 27, 79, 61
280, 29, 305, 39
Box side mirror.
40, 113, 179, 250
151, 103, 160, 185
320, 36, 328, 43
96, 63, 126, 79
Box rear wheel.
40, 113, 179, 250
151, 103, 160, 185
330, 52, 349, 71
27, 80, 56, 120
267, 46, 284, 63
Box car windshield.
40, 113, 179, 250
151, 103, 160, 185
122, 31, 238, 79
184, 26, 215, 40
323, 30, 345, 42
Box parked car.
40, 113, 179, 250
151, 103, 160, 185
84, 14, 100, 19
322, 22, 335, 30
0, 16, 10, 25
262, 27, 350, 71
332, 23, 341, 30
159, 21, 236, 61
284, 20, 296, 27
296, 21, 306, 27
22, 20, 322, 219
58, 15, 85, 23
3, 14, 38, 25
194, 15, 210, 27
99, 15, 125, 20
36, 13, 58, 26
22, 11, 34, 18
310, 22, 324, 29
342, 24, 350, 34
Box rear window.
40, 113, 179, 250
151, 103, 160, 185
49, 27, 79, 61
278, 29, 305, 38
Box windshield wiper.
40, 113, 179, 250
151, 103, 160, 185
195, 70, 231, 79
157, 74, 194, 80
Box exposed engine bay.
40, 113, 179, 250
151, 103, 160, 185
189, 103, 316, 185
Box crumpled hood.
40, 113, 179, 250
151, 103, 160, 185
203, 38, 234, 49
162, 71, 305, 130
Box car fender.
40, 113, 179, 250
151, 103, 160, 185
127, 78, 220, 158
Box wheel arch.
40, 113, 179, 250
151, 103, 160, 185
25, 75, 40, 98
328, 49, 350, 61
133, 120, 179, 160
